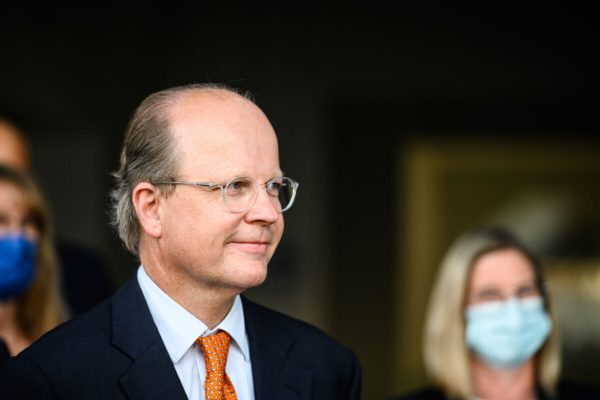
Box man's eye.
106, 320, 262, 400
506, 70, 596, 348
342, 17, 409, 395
267, 181, 282, 192
226, 179, 251, 194
228, 181, 243, 190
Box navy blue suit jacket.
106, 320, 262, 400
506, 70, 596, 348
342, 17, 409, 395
0, 275, 361, 399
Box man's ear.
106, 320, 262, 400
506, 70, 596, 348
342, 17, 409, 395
132, 182, 162, 238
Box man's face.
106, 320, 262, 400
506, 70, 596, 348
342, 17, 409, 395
156, 92, 284, 293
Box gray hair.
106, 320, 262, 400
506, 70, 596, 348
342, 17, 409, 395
110, 83, 253, 254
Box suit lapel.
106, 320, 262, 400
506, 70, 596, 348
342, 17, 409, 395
111, 276, 188, 400
243, 297, 312, 400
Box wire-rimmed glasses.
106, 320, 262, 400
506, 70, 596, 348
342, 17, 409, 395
154, 176, 299, 213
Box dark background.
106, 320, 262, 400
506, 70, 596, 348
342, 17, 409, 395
1, 3, 598, 398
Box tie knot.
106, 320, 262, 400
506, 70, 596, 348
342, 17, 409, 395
196, 330, 232, 350
196, 331, 232, 375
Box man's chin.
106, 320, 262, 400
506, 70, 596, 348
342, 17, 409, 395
231, 263, 268, 291
243, 271, 268, 289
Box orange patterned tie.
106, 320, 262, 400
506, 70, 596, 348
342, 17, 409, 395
196, 331, 238, 400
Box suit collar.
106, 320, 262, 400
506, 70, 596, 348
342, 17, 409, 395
111, 274, 188, 400
137, 266, 250, 363
242, 296, 312, 400
110, 278, 313, 399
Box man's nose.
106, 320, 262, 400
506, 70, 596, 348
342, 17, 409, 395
245, 187, 280, 223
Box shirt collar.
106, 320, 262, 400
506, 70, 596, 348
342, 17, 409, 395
137, 266, 250, 364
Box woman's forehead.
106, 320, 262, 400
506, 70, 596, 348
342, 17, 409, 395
469, 248, 536, 290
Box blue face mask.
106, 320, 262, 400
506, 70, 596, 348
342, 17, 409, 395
465, 296, 551, 369
0, 234, 37, 301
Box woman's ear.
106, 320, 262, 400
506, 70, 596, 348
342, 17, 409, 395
132, 182, 162, 239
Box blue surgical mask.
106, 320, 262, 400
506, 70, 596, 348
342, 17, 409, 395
0, 234, 37, 301
465, 296, 551, 369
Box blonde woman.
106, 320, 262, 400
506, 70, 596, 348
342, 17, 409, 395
0, 165, 68, 358
395, 226, 600, 400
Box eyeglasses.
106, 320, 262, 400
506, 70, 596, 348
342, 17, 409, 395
155, 176, 299, 213
467, 283, 542, 306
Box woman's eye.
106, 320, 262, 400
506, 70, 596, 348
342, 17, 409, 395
517, 286, 539, 298
471, 289, 502, 303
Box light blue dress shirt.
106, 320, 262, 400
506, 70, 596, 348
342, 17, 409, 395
137, 266, 255, 400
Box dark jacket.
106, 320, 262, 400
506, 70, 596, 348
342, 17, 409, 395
0, 340, 8, 365
0, 274, 361, 399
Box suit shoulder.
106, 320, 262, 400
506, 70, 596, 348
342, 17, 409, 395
242, 296, 362, 398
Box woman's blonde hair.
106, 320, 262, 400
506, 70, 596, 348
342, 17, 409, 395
0, 165, 68, 340
423, 226, 561, 399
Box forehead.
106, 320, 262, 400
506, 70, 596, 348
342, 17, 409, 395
468, 248, 536, 291
169, 90, 280, 178
0, 180, 28, 212
0, 123, 29, 172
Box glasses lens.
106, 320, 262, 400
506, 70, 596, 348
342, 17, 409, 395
268, 177, 297, 212
223, 177, 298, 212
224, 178, 255, 213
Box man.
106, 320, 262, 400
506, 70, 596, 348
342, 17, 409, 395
0, 115, 113, 316
0, 84, 362, 399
